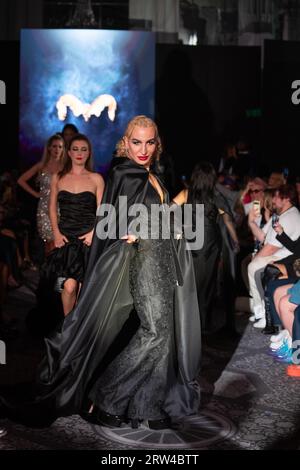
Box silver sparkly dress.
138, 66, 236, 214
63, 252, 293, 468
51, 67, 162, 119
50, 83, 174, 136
36, 172, 53, 242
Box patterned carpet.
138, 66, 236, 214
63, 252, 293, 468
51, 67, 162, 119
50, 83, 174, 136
1, 270, 300, 451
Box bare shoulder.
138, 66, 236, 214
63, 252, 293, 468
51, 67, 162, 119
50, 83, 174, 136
90, 171, 105, 185
34, 161, 43, 172
51, 172, 60, 183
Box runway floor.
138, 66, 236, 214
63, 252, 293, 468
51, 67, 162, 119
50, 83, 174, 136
1, 269, 300, 450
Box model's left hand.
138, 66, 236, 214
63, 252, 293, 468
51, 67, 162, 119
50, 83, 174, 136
78, 230, 94, 246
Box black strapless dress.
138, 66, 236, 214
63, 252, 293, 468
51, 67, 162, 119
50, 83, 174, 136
43, 191, 97, 285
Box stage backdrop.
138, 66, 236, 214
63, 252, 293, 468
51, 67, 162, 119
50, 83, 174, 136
262, 40, 300, 176
155, 44, 261, 179
19, 29, 155, 173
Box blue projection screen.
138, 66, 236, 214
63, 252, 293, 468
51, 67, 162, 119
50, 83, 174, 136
20, 29, 155, 173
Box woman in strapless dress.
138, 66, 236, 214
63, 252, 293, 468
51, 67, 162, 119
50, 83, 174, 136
45, 134, 104, 316
17, 134, 65, 256
0, 118, 201, 431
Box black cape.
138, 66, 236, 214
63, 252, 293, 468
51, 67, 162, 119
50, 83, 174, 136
2, 157, 202, 425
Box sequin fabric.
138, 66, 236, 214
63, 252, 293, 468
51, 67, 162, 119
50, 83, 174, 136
89, 182, 178, 420
36, 172, 53, 242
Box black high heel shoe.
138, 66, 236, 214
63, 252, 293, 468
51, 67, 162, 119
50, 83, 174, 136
80, 409, 99, 425
148, 417, 172, 430
95, 407, 126, 428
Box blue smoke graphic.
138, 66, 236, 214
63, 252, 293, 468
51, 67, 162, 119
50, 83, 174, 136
20, 29, 155, 173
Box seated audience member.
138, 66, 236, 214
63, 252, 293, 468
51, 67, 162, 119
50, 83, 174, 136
240, 177, 267, 215
272, 280, 300, 376
238, 188, 273, 296
267, 171, 286, 189
263, 222, 300, 334
247, 185, 300, 328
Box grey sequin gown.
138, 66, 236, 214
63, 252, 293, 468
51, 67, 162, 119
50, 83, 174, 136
89, 183, 178, 420
36, 172, 53, 242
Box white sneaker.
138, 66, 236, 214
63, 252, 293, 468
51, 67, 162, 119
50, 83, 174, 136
253, 317, 266, 328
270, 335, 292, 350
270, 338, 285, 350
270, 329, 289, 343
249, 305, 264, 322
253, 304, 265, 320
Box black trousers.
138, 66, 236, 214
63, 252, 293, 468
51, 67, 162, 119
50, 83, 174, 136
192, 236, 221, 331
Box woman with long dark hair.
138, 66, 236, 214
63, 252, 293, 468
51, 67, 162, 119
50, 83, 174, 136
173, 161, 238, 332
45, 133, 104, 315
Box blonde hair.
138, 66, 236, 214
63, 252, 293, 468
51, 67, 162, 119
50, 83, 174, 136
263, 188, 274, 212
116, 115, 162, 161
40, 134, 65, 169
252, 177, 267, 190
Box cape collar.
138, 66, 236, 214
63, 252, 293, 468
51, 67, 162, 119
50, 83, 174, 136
110, 156, 149, 173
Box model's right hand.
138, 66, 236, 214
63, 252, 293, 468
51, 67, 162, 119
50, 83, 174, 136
54, 231, 69, 248
121, 234, 138, 244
